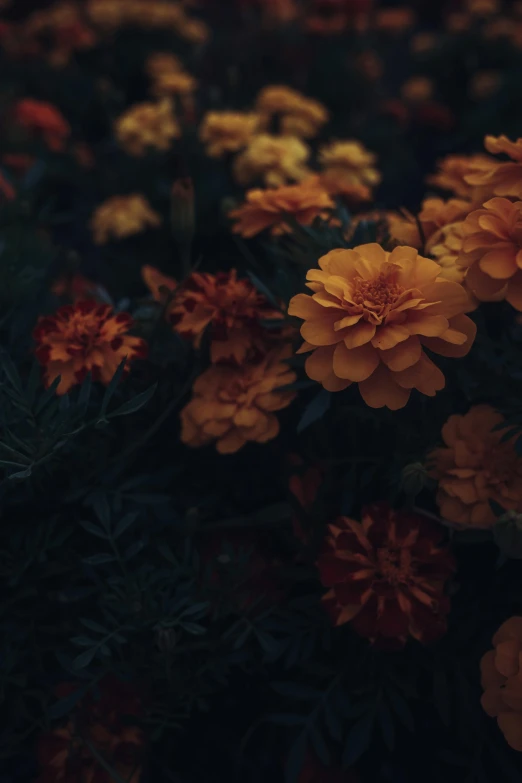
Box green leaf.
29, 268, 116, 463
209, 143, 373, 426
79, 520, 108, 539
377, 700, 395, 751
285, 734, 307, 783
71, 636, 95, 647
77, 372, 92, 412
272, 683, 321, 700
0, 350, 22, 391
8, 466, 33, 480
83, 553, 115, 565
108, 383, 157, 419
34, 376, 62, 415
342, 713, 374, 767
72, 648, 97, 669
100, 357, 127, 416
297, 390, 331, 434
432, 670, 451, 727
114, 512, 139, 538
246, 271, 281, 311
80, 618, 107, 634
268, 714, 306, 726
48, 687, 87, 719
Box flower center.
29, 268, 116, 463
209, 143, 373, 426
350, 272, 405, 323
376, 546, 409, 586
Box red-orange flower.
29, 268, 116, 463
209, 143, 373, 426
37, 676, 143, 783
288, 244, 476, 409
180, 346, 296, 453
169, 270, 285, 365
481, 617, 522, 752
316, 503, 455, 646
428, 405, 522, 528
33, 301, 147, 394
13, 98, 70, 151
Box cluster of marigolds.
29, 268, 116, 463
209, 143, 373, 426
5, 0, 522, 776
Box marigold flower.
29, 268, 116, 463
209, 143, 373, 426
24, 2, 96, 67
13, 98, 70, 152
37, 676, 143, 783
169, 269, 284, 364
233, 134, 311, 187
426, 221, 469, 284
428, 153, 497, 201
255, 85, 329, 139
229, 176, 335, 238
375, 7, 415, 32
151, 70, 197, 98
388, 197, 471, 250
180, 347, 296, 453
428, 405, 522, 528
199, 111, 261, 158
0, 171, 15, 202
464, 135, 522, 200
316, 503, 455, 645
145, 52, 184, 79
142, 264, 177, 304
457, 198, 522, 309
33, 301, 147, 394
115, 99, 180, 156
90, 194, 161, 244
318, 140, 380, 198
288, 243, 476, 409
481, 617, 522, 752
401, 76, 433, 103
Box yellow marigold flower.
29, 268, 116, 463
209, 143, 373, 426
199, 111, 260, 158
428, 152, 497, 201
426, 222, 469, 284
428, 405, 522, 528
388, 197, 471, 249
457, 197, 522, 310
180, 347, 296, 453
115, 99, 180, 156
464, 135, 522, 200
33, 301, 147, 395
90, 194, 161, 244
145, 52, 184, 79
233, 134, 310, 187
151, 71, 197, 98
229, 176, 334, 238
255, 85, 329, 139
288, 243, 476, 409
318, 140, 380, 197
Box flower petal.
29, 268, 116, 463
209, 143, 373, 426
333, 341, 379, 381
343, 321, 376, 348
358, 363, 411, 410
378, 336, 422, 371
479, 249, 518, 279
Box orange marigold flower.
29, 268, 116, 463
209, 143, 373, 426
426, 221, 469, 284
199, 111, 261, 158
464, 135, 522, 200
180, 346, 296, 453
388, 197, 471, 250
142, 264, 177, 304
170, 269, 284, 364
233, 134, 311, 187
13, 98, 70, 152
318, 140, 380, 198
316, 503, 455, 646
37, 675, 143, 783
229, 176, 335, 238
457, 197, 522, 310
481, 617, 522, 752
427, 152, 497, 201
288, 243, 476, 409
115, 99, 180, 156
33, 301, 147, 395
428, 405, 522, 528
255, 85, 329, 139
90, 194, 161, 244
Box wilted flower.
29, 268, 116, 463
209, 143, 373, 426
288, 243, 476, 409
457, 198, 522, 310
318, 140, 380, 198
180, 347, 296, 453
233, 134, 310, 187
90, 194, 161, 244
115, 99, 180, 156
33, 301, 147, 394
169, 269, 285, 364
199, 111, 260, 158
481, 617, 522, 751
316, 503, 455, 645
428, 405, 522, 528
229, 176, 334, 238
13, 98, 70, 151
255, 85, 329, 139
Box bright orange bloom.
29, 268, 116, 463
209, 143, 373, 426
428, 405, 522, 528
387, 197, 471, 249
180, 347, 296, 453
316, 503, 455, 646
318, 140, 380, 198
169, 270, 284, 364
33, 301, 147, 394
114, 99, 180, 156
199, 111, 260, 158
229, 176, 335, 238
288, 244, 476, 409
457, 198, 522, 310
255, 85, 329, 139
481, 617, 522, 751
13, 98, 70, 151
464, 135, 522, 200
37, 676, 143, 783
233, 134, 310, 187
90, 194, 161, 244
427, 152, 497, 201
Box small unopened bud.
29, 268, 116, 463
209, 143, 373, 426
171, 177, 195, 275
401, 462, 428, 496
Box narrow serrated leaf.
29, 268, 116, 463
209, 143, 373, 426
108, 383, 157, 419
